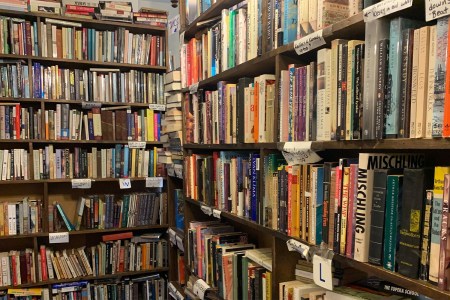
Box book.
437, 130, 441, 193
438, 174, 450, 289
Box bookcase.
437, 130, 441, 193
0, 6, 172, 298
176, 1, 450, 299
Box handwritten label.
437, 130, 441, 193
313, 254, 334, 290
294, 30, 326, 55
169, 14, 180, 35
426, 0, 450, 21
212, 209, 221, 219
168, 228, 177, 245
49, 232, 69, 244
81, 101, 102, 109
71, 178, 92, 189
189, 82, 199, 94
193, 278, 210, 299
146, 177, 164, 188
200, 205, 212, 216
286, 239, 310, 258
174, 165, 183, 178
363, 0, 413, 22
128, 141, 146, 149
119, 178, 131, 189
282, 142, 322, 165
176, 235, 184, 252
148, 104, 166, 111
168, 282, 177, 295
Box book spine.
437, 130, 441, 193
420, 190, 433, 280
375, 39, 388, 140
438, 175, 450, 289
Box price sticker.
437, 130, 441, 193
426, 0, 450, 21
176, 235, 184, 252
201, 205, 212, 216
71, 178, 92, 189
363, 0, 413, 22
193, 278, 210, 299
286, 239, 310, 258
313, 254, 334, 290
146, 177, 164, 188
212, 209, 221, 219
128, 141, 146, 149
49, 232, 69, 244
168, 228, 176, 245
189, 82, 199, 94
119, 178, 131, 189
148, 104, 166, 111
81, 101, 102, 109
294, 30, 326, 56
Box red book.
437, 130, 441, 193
119, 246, 125, 272
40, 245, 48, 281
150, 36, 157, 66
25, 21, 32, 55
64, 10, 92, 16
11, 253, 17, 286
65, 5, 96, 12
102, 231, 133, 242
334, 164, 343, 253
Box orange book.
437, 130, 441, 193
141, 243, 147, 270
253, 80, 260, 142
192, 38, 198, 84
443, 22, 450, 137
102, 231, 133, 242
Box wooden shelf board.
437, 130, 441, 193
0, 232, 46, 240
68, 224, 169, 236
183, 143, 278, 150
0, 139, 163, 145
0, 177, 165, 184
0, 97, 165, 108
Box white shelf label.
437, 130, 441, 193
168, 228, 177, 245
128, 141, 146, 149
189, 82, 199, 94
212, 209, 221, 219
49, 232, 69, 244
200, 205, 212, 216
71, 178, 92, 189
119, 178, 131, 189
81, 101, 102, 109
148, 104, 166, 111
282, 142, 322, 165
168, 282, 177, 295
193, 278, 209, 299
286, 239, 310, 258
294, 30, 326, 56
176, 235, 184, 252
146, 177, 164, 188
426, 0, 450, 21
363, 0, 413, 22
313, 254, 334, 291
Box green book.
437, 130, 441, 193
242, 256, 249, 300
228, 9, 237, 69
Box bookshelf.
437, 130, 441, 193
0, 3, 171, 297
178, 1, 450, 299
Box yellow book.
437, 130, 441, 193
265, 271, 272, 300
147, 109, 154, 141
131, 148, 136, 177
339, 167, 350, 254
7, 288, 43, 296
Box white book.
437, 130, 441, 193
409, 29, 420, 138
426, 25, 437, 138
221, 9, 229, 72
257, 75, 276, 142
238, 7, 247, 65
415, 26, 430, 138
6, 151, 11, 180
279, 70, 290, 142
316, 48, 332, 141
8, 204, 16, 235
55, 104, 61, 140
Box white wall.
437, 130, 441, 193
139, 0, 180, 70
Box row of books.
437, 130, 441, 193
0, 249, 36, 287
37, 234, 168, 281
180, 0, 366, 87
187, 220, 272, 299
32, 145, 164, 180
0, 149, 29, 180
49, 275, 167, 300
50, 192, 167, 232
0, 197, 42, 236
184, 76, 276, 144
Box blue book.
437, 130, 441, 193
123, 145, 130, 178
149, 149, 154, 177
4, 108, 9, 138
217, 81, 226, 143
174, 189, 185, 231
56, 203, 75, 231
115, 144, 122, 178
88, 117, 94, 140
385, 18, 423, 137
23, 66, 29, 98
283, 0, 298, 45
202, 0, 211, 12
155, 112, 161, 140
33, 22, 38, 56
250, 153, 260, 222
316, 166, 324, 244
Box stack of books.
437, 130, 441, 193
0, 0, 27, 12
62, 0, 99, 19
133, 7, 168, 28
29, 0, 61, 14
99, 1, 132, 23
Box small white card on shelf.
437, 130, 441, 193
128, 141, 146, 149
294, 30, 326, 56
176, 235, 184, 252
49, 232, 69, 244
148, 104, 166, 111
193, 278, 210, 300
146, 177, 164, 188
189, 82, 199, 94
313, 254, 333, 291
81, 101, 101, 109
286, 239, 310, 258
282, 142, 322, 165
71, 179, 92, 189
200, 205, 212, 216
363, 0, 413, 22
425, 0, 450, 21
168, 228, 177, 245
212, 209, 221, 219
119, 178, 131, 189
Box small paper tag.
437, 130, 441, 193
286, 239, 310, 258
294, 30, 326, 56
189, 82, 199, 94
425, 0, 450, 21
282, 142, 322, 165
119, 178, 131, 189
168, 228, 176, 245
49, 232, 69, 244
201, 205, 212, 216
168, 282, 177, 295
313, 254, 334, 290
193, 278, 210, 299
81, 101, 102, 109
169, 14, 180, 35
128, 141, 146, 149
148, 104, 166, 111
176, 235, 184, 252
71, 178, 92, 189
146, 177, 164, 188
363, 0, 413, 22
212, 209, 221, 219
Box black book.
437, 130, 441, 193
309, 61, 317, 141
322, 162, 338, 245
237, 77, 254, 143
419, 190, 433, 280
397, 168, 434, 278
353, 44, 364, 140
399, 28, 414, 138
337, 42, 348, 141
375, 39, 389, 140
